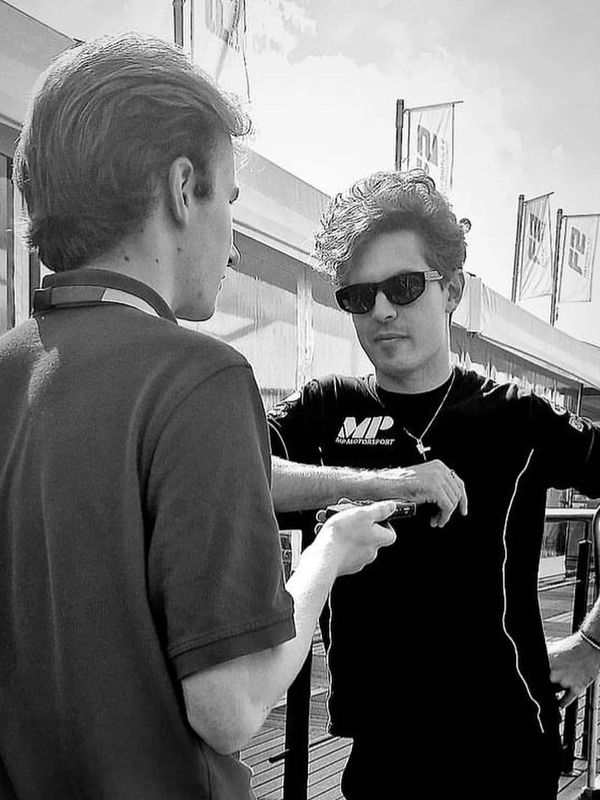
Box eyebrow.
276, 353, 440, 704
230, 186, 240, 203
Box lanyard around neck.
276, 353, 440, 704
32, 268, 177, 323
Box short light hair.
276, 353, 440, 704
313, 170, 466, 284
14, 32, 251, 272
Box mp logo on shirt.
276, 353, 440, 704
336, 416, 395, 445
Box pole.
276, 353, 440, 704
28, 252, 41, 315
395, 99, 404, 171
511, 194, 525, 303
282, 652, 312, 800
584, 678, 599, 797
550, 208, 564, 325
450, 102, 456, 192
562, 536, 592, 773
173, 0, 185, 48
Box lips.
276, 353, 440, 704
374, 333, 408, 341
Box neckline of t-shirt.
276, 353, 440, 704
369, 370, 456, 408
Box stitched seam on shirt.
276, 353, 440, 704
501, 447, 545, 734
145, 361, 257, 497
153, 361, 255, 440
167, 610, 294, 657
267, 420, 289, 461
584, 425, 596, 465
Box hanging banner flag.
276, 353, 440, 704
517, 193, 554, 300
559, 214, 599, 303
405, 102, 456, 196
190, 0, 250, 102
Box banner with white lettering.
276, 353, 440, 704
559, 214, 599, 303
517, 193, 553, 300
190, 0, 250, 101
406, 103, 455, 196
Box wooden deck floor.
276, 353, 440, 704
241, 570, 599, 799
243, 722, 352, 800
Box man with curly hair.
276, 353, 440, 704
267, 171, 600, 798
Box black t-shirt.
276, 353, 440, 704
268, 368, 600, 758
0, 270, 295, 800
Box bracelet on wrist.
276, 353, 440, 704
579, 629, 600, 652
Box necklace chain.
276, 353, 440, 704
402, 371, 455, 460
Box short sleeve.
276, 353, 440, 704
528, 393, 600, 497
267, 380, 324, 464
146, 364, 295, 679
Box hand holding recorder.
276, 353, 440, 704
312, 499, 398, 576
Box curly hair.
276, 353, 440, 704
313, 170, 466, 284
14, 32, 251, 272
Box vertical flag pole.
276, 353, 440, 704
550, 208, 564, 325
173, 0, 186, 47
450, 102, 456, 193
240, 0, 251, 102
511, 194, 525, 303
405, 106, 411, 169
395, 99, 405, 171
189, 0, 195, 61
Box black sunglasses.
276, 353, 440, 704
335, 270, 444, 314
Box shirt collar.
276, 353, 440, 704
33, 268, 177, 324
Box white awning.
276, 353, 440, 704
453, 275, 600, 390
235, 150, 329, 265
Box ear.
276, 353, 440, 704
445, 269, 465, 314
166, 157, 196, 227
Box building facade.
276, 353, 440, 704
0, 2, 75, 334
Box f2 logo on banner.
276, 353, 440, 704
568, 227, 587, 275
416, 125, 438, 172
527, 213, 544, 264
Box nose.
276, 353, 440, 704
371, 288, 398, 322
227, 244, 240, 269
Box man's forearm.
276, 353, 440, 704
271, 455, 387, 512
580, 597, 600, 643
271, 455, 468, 529
548, 594, 600, 708
243, 540, 339, 721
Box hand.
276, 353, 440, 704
315, 500, 397, 577
548, 632, 600, 708
376, 460, 468, 528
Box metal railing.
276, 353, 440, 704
272, 506, 600, 800
545, 507, 600, 797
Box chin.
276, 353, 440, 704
173, 296, 216, 322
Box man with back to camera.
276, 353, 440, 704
267, 171, 600, 799
0, 33, 400, 799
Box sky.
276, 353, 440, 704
7, 0, 600, 345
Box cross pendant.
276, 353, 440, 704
416, 439, 431, 458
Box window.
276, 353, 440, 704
0, 155, 13, 333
